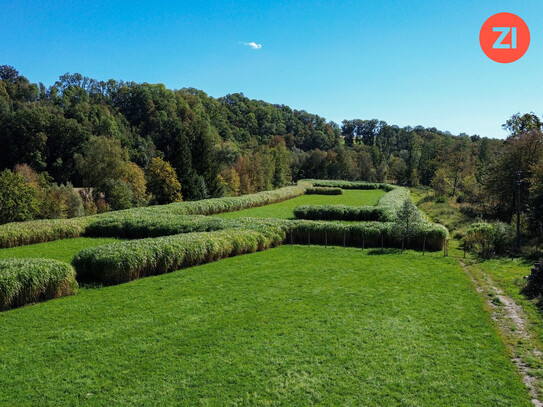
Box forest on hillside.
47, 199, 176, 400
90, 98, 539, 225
1, 65, 542, 245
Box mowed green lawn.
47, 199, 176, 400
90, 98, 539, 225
0, 245, 530, 406
216, 189, 385, 219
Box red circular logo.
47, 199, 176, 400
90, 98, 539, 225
480, 12, 530, 63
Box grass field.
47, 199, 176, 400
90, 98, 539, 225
0, 246, 531, 406
215, 189, 385, 219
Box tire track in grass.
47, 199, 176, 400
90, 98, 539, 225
459, 259, 543, 407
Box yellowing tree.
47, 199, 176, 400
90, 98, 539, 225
124, 162, 149, 207
145, 157, 183, 204
220, 167, 241, 196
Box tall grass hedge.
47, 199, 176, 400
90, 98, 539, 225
0, 258, 78, 310
120, 183, 308, 217
305, 187, 343, 195
287, 220, 447, 250
85, 214, 228, 239
0, 218, 92, 248
304, 180, 395, 191
376, 187, 413, 221
0, 184, 307, 248
293, 204, 387, 221
73, 227, 287, 285
293, 186, 416, 223
465, 222, 513, 258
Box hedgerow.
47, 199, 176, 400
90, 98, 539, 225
73, 227, 287, 285
0, 218, 93, 249
465, 222, 513, 258
85, 211, 446, 251
376, 186, 413, 221
293, 186, 419, 223
0, 184, 307, 248
85, 214, 227, 239
293, 204, 386, 221
119, 183, 308, 217
0, 258, 78, 310
305, 187, 343, 195
304, 180, 395, 191
286, 220, 447, 250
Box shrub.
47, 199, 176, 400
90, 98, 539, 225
524, 259, 543, 297
96, 198, 110, 214
0, 258, 77, 310
62, 184, 85, 218
465, 222, 513, 258
73, 228, 286, 285
38, 185, 68, 219
305, 187, 343, 195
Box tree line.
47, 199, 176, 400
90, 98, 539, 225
2, 65, 541, 243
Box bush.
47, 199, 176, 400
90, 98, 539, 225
305, 187, 343, 195
62, 184, 85, 218
524, 258, 543, 297
293, 204, 386, 221
465, 222, 513, 258
73, 227, 286, 285
0, 258, 77, 310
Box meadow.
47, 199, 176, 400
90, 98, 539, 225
0, 181, 533, 405
0, 246, 531, 406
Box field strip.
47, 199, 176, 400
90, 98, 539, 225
459, 259, 543, 407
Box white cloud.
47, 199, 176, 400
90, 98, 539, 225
241, 42, 262, 50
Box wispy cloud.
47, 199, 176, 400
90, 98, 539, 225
241, 41, 262, 50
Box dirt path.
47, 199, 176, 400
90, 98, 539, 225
458, 260, 543, 407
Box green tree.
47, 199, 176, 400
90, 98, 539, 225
395, 198, 420, 251
431, 168, 451, 198
102, 179, 134, 211
145, 157, 183, 204
219, 167, 241, 196
124, 162, 149, 207
0, 169, 39, 224
75, 136, 130, 190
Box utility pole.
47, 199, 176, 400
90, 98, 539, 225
516, 170, 522, 248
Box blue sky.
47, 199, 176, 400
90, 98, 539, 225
1, 0, 542, 139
